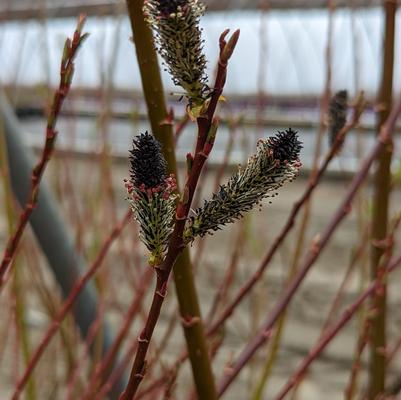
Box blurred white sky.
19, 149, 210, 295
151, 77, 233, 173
0, 7, 400, 97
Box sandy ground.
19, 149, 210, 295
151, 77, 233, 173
1, 154, 401, 400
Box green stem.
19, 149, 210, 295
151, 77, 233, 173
368, 2, 396, 398
125, 1, 217, 399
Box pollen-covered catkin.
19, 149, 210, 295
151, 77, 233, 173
143, 0, 209, 106
184, 128, 302, 242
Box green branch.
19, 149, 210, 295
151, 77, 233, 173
368, 2, 396, 398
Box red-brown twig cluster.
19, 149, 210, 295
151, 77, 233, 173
206, 99, 365, 339
11, 209, 132, 400
0, 15, 89, 287
275, 252, 401, 400
217, 94, 401, 396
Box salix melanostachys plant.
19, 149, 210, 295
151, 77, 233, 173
120, 1, 241, 398
122, 1, 301, 399
121, 5, 304, 396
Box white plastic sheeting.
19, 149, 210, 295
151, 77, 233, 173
0, 7, 400, 97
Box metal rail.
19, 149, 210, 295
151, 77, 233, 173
0, 0, 382, 22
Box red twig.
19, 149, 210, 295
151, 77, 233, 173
196, 29, 239, 154
119, 29, 240, 400
0, 15, 89, 286
344, 307, 374, 400
216, 95, 401, 396
357, 217, 401, 399
10, 209, 132, 400
275, 253, 401, 400
135, 350, 188, 399
148, 310, 179, 374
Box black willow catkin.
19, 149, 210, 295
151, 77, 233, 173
328, 90, 348, 148
125, 132, 177, 265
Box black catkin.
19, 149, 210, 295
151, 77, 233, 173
269, 127, 303, 164
126, 132, 177, 265
129, 131, 167, 190
329, 90, 348, 148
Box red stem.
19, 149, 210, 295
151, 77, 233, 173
95, 337, 139, 400
196, 30, 240, 154
81, 268, 154, 400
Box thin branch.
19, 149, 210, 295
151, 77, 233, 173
134, 99, 365, 397
96, 337, 140, 400
0, 15, 88, 286
81, 268, 153, 400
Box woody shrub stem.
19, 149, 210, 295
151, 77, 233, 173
369, 2, 396, 398
0, 16, 88, 286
